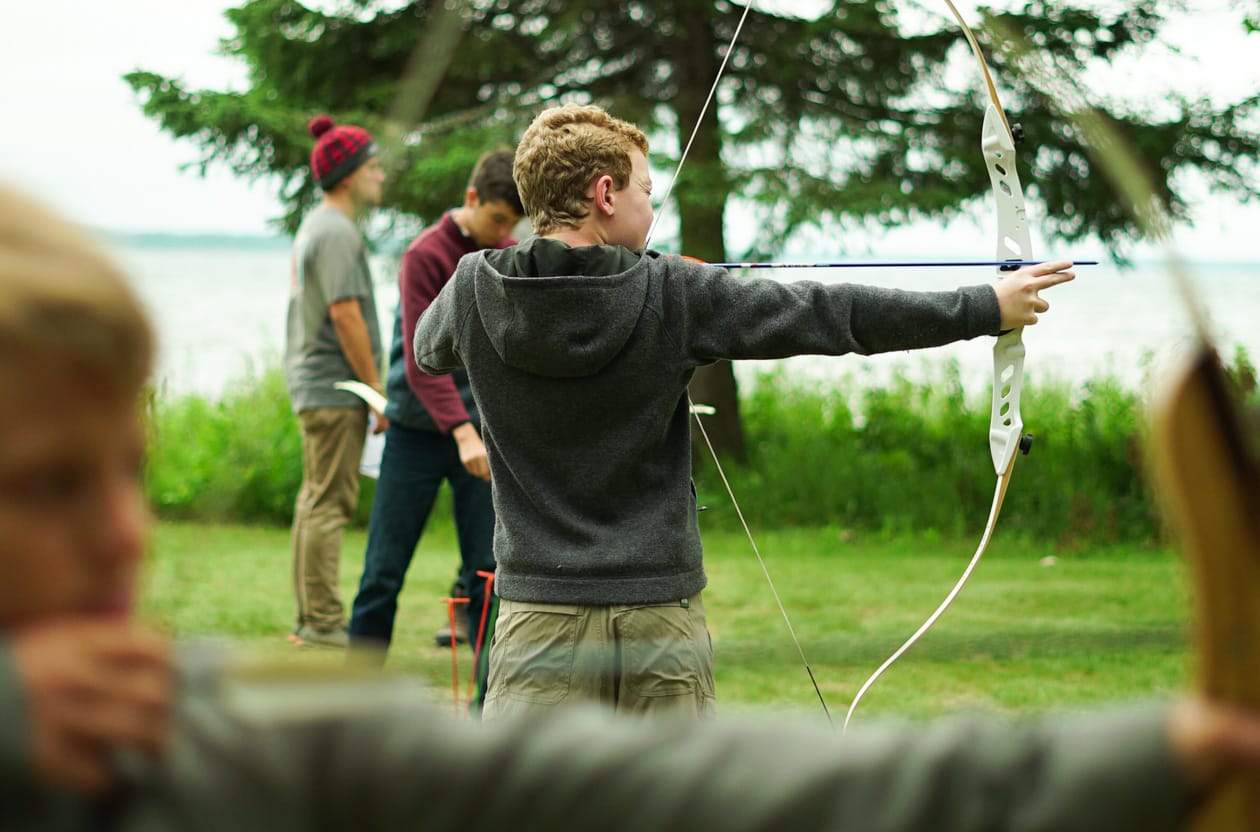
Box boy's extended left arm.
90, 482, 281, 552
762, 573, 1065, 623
676, 264, 1003, 364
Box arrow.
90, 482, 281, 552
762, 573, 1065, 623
708, 259, 1098, 270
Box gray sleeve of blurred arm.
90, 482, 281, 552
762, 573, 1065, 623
346, 702, 1191, 832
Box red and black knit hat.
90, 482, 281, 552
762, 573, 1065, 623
308, 115, 378, 191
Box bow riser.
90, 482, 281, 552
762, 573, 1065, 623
990, 334, 1026, 475
981, 107, 1032, 262
981, 105, 1032, 476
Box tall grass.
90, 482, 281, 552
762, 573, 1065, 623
146, 369, 376, 526
142, 521, 1192, 719
145, 349, 1256, 544
696, 363, 1157, 543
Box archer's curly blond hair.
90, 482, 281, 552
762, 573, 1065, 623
0, 182, 154, 397
513, 104, 649, 235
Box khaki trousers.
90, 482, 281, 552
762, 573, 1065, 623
290, 406, 366, 631
483, 592, 716, 720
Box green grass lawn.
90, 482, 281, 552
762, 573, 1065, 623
142, 520, 1193, 724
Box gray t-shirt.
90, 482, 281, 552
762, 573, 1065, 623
283, 205, 383, 413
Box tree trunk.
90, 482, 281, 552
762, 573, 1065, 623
670, 1, 747, 463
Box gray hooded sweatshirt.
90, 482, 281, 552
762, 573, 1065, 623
414, 238, 1001, 605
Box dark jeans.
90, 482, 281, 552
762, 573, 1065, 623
349, 422, 496, 661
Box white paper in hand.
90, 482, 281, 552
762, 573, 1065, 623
359, 415, 385, 478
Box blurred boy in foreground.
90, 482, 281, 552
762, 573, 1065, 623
4, 182, 1260, 831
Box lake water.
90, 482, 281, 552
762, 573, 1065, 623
110, 240, 1260, 401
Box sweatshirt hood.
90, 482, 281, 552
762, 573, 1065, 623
475, 237, 650, 378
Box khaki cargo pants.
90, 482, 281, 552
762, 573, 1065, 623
483, 592, 716, 719
290, 406, 367, 631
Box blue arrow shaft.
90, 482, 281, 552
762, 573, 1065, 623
710, 259, 1098, 270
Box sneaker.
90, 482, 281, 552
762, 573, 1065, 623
294, 625, 349, 649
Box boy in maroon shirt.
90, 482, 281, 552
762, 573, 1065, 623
348, 150, 522, 704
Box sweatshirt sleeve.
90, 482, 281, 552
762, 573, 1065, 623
126, 662, 1190, 832
399, 243, 471, 433
349, 702, 1189, 832
0, 641, 32, 792
413, 264, 469, 377
671, 262, 1002, 365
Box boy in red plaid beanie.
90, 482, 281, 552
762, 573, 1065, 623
283, 115, 388, 648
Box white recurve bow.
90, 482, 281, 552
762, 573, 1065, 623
843, 1, 1035, 731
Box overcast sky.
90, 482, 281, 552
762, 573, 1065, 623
3, 0, 1258, 258
2, 0, 280, 233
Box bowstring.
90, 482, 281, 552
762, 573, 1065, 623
644, 2, 754, 249
691, 394, 834, 726
648, 0, 833, 725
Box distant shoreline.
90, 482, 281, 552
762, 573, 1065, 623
101, 230, 291, 251
99, 230, 1260, 269
99, 229, 428, 255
